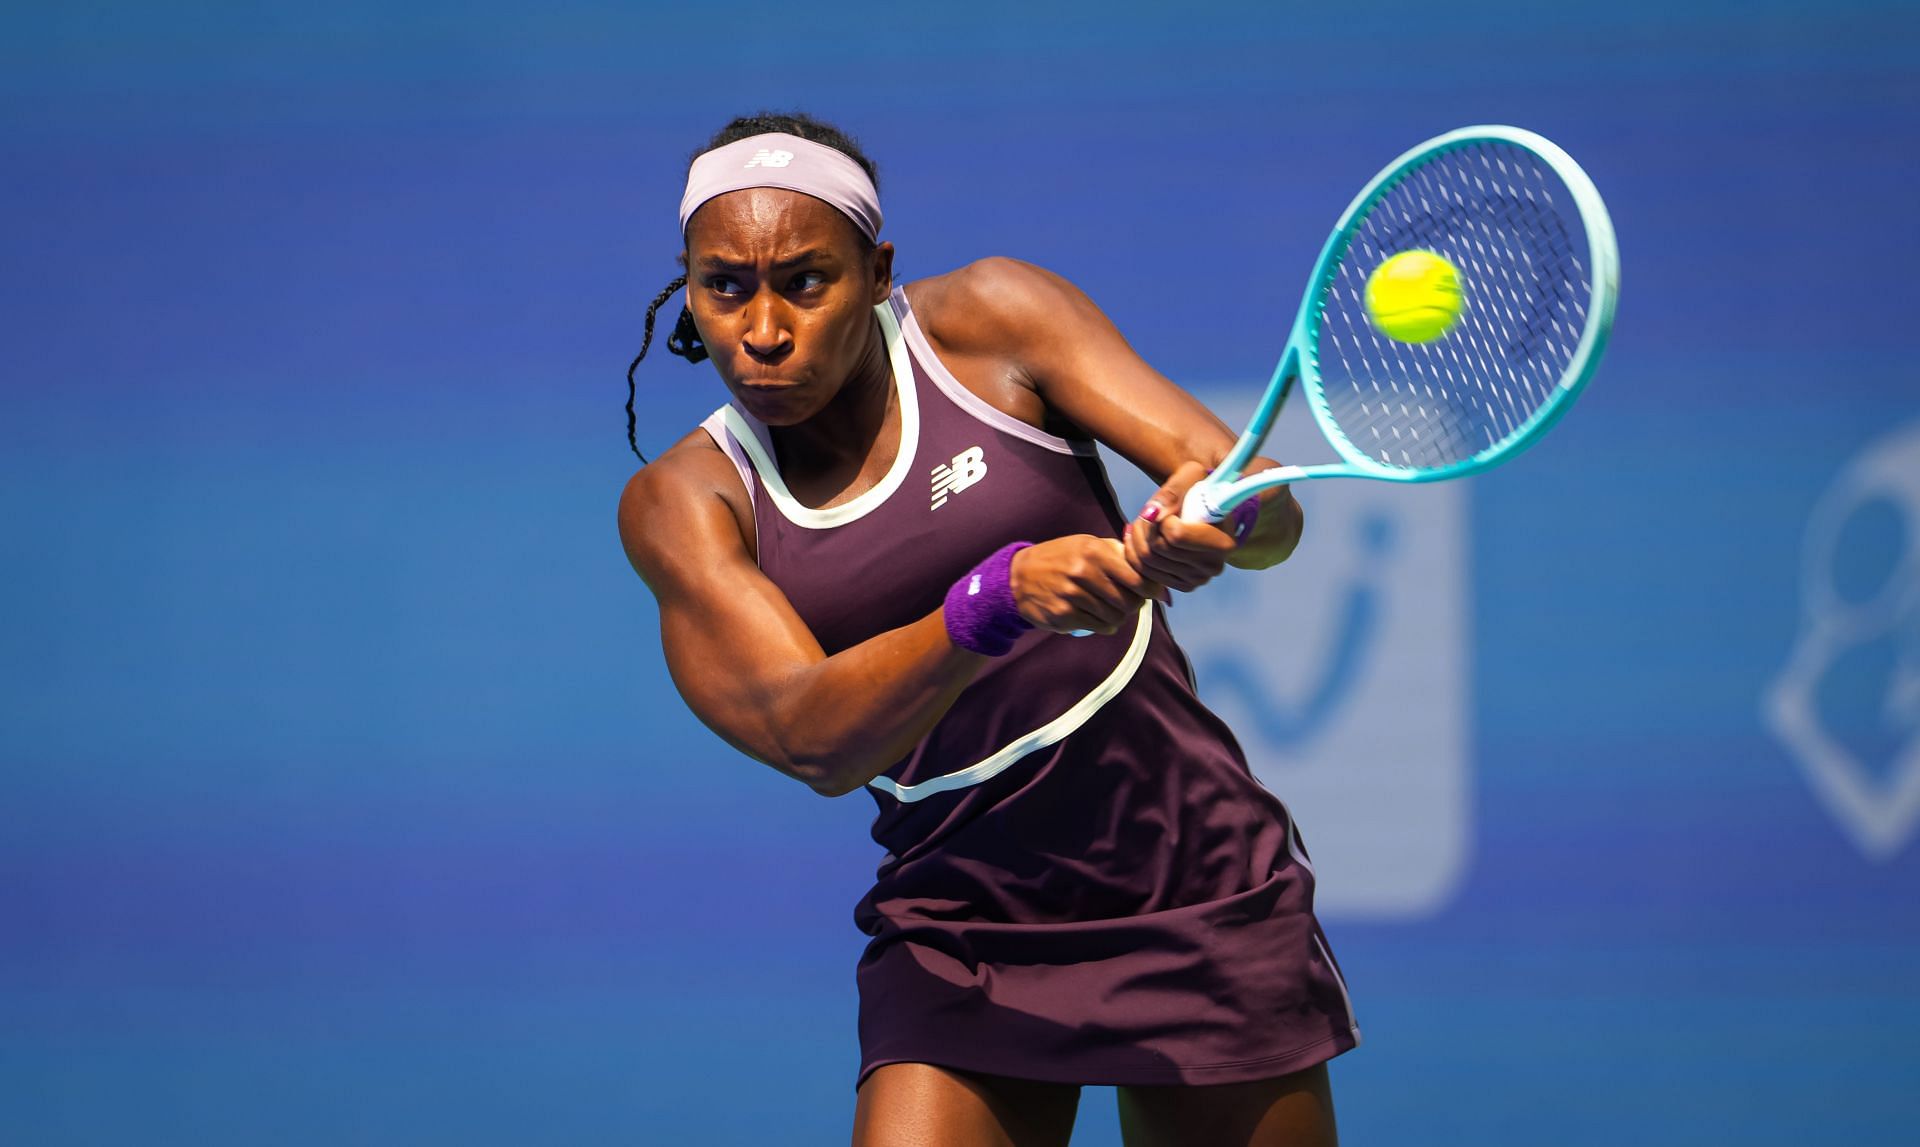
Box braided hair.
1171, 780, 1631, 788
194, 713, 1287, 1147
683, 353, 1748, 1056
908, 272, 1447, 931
625, 112, 881, 462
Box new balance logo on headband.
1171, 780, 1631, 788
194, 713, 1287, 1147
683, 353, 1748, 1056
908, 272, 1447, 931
931, 447, 987, 510
744, 149, 795, 169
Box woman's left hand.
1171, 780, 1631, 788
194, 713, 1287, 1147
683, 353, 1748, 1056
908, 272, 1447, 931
1123, 462, 1239, 593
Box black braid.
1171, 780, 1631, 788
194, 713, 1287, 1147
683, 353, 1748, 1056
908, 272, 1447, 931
667, 304, 707, 364
625, 275, 688, 463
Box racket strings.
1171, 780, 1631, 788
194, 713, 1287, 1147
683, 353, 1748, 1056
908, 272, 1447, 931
1335, 149, 1579, 463
1312, 140, 1593, 472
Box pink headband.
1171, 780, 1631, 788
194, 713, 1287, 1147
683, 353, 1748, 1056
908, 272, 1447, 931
678, 132, 883, 243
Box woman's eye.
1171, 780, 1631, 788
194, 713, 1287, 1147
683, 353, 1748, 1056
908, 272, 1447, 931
790, 272, 827, 292
708, 277, 742, 296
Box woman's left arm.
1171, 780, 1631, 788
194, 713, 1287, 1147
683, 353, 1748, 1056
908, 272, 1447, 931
924, 257, 1303, 589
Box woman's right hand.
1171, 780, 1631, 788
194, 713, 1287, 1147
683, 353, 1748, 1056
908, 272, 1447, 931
1010, 535, 1169, 635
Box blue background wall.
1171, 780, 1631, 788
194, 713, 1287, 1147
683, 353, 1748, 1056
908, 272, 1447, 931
4, 2, 1917, 1143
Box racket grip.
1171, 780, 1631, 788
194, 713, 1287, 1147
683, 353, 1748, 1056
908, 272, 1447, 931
1181, 483, 1229, 524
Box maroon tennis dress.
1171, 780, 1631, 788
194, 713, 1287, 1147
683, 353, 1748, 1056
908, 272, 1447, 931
700, 285, 1360, 1089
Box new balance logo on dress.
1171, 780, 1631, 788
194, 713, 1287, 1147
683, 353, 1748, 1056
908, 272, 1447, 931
744, 149, 794, 169
931, 446, 988, 510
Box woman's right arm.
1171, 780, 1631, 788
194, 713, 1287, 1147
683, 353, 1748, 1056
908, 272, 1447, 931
617, 440, 1157, 797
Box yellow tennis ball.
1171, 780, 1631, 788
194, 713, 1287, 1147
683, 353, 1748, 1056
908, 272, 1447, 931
1364, 250, 1463, 343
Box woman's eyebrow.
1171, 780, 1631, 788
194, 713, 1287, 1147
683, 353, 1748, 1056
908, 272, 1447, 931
694, 248, 835, 273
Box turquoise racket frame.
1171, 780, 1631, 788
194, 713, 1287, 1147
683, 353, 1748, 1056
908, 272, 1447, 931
1184, 125, 1621, 522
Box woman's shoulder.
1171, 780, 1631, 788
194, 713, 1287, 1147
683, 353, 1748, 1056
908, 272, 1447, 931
907, 257, 1087, 359
616, 425, 756, 572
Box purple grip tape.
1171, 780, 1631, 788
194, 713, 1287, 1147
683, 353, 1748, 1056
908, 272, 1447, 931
944, 541, 1034, 656
1230, 496, 1260, 544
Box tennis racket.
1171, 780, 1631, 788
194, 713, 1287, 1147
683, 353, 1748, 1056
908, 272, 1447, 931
1181, 125, 1619, 524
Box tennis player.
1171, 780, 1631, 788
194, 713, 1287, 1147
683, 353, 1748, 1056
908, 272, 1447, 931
618, 112, 1359, 1147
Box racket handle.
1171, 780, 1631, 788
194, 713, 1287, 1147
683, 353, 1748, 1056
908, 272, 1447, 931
1181, 483, 1230, 524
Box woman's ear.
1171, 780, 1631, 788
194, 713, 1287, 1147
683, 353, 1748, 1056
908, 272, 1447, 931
870, 242, 895, 304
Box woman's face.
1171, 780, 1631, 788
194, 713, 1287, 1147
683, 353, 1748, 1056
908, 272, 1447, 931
683, 188, 893, 426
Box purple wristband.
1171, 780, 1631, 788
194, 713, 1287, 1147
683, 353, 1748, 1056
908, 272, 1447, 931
1229, 496, 1261, 545
944, 542, 1034, 656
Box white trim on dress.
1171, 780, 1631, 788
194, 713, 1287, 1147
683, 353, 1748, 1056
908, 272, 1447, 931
718, 297, 919, 530
869, 603, 1154, 803
898, 296, 1097, 457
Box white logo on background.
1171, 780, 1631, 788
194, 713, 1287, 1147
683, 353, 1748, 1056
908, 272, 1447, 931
1765, 422, 1920, 860
744, 149, 794, 169
931, 446, 988, 510
1107, 388, 1471, 920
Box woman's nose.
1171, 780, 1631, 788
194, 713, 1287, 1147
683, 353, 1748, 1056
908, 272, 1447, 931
742, 292, 792, 359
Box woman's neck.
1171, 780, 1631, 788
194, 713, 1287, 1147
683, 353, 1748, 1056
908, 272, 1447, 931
769, 313, 898, 505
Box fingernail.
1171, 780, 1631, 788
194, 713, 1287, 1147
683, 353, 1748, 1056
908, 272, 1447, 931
1140, 502, 1162, 524
1123, 522, 1133, 542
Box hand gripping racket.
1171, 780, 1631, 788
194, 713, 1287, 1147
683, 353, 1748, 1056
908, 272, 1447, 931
1181, 125, 1620, 524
